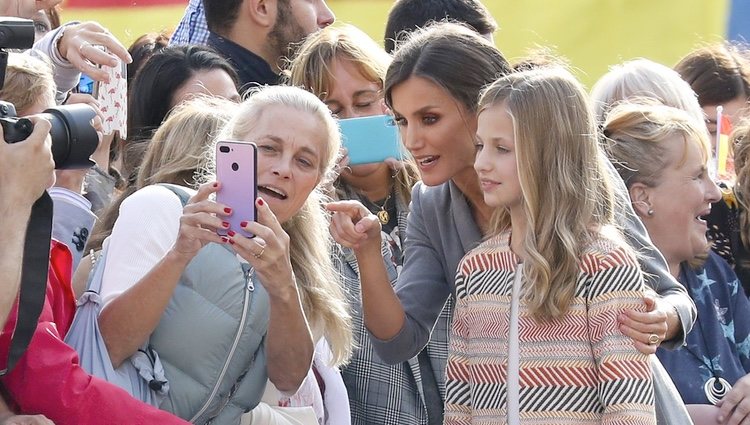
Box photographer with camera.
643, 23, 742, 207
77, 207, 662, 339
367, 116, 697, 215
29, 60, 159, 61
0, 115, 52, 331
0, 15, 190, 425
0, 52, 107, 269
0, 118, 54, 425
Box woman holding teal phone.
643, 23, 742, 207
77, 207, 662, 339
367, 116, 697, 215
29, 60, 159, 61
288, 24, 433, 425
337, 114, 403, 166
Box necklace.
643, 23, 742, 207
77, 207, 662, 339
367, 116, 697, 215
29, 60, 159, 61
376, 190, 393, 225
682, 266, 733, 405
681, 344, 732, 404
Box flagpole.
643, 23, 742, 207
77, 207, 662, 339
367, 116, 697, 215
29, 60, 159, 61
715, 105, 723, 178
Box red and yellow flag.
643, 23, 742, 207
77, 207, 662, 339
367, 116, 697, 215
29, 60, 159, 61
715, 108, 734, 182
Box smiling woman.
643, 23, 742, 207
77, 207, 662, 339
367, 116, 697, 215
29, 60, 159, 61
602, 102, 750, 424
94, 85, 351, 423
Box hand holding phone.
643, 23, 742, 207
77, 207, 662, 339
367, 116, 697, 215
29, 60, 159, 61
96, 46, 128, 139
215, 141, 257, 237
338, 114, 403, 165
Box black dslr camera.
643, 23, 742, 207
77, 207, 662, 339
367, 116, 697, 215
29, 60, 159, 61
0, 17, 98, 169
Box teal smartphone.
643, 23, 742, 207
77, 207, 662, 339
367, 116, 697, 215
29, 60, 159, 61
338, 114, 403, 165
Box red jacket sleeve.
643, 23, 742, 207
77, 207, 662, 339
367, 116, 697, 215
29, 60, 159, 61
0, 242, 189, 425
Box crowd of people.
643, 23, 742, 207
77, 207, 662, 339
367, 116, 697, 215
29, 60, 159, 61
1, 0, 750, 424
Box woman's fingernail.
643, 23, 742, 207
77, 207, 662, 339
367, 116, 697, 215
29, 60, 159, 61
229, 239, 235, 245
257, 198, 264, 207
240, 221, 248, 228
213, 182, 219, 188
224, 207, 232, 214
228, 230, 236, 237
222, 221, 230, 228
221, 236, 229, 243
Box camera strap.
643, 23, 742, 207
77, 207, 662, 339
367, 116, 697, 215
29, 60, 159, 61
0, 192, 53, 375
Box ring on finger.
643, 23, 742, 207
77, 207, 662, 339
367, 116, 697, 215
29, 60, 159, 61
252, 237, 266, 259
648, 333, 660, 345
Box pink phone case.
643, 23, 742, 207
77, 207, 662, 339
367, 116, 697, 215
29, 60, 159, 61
215, 141, 257, 237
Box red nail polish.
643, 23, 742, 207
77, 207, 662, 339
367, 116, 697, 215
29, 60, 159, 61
222, 221, 230, 228
224, 207, 232, 214
213, 182, 219, 188
240, 221, 248, 228
257, 198, 264, 206
228, 230, 236, 237
229, 239, 236, 245
220, 236, 229, 243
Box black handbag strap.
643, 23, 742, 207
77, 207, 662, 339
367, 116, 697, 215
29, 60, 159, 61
0, 192, 53, 375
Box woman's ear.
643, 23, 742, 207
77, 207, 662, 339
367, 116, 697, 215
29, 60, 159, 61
380, 98, 388, 115
629, 182, 653, 218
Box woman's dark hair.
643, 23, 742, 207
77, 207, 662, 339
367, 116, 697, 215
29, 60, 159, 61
674, 43, 750, 106
126, 32, 170, 90
383, 0, 497, 53
125, 45, 237, 182
383, 22, 510, 114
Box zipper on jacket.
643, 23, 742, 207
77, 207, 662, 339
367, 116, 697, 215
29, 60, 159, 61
190, 270, 254, 422
245, 267, 254, 291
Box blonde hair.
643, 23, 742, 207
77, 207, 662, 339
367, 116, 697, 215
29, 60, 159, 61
602, 102, 711, 189
210, 85, 352, 366
137, 96, 233, 188
602, 103, 713, 267
0, 53, 55, 115
479, 67, 619, 320
286, 24, 390, 103
88, 97, 235, 253
286, 24, 420, 205
591, 58, 705, 126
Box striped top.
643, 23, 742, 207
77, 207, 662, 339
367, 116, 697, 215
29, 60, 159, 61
445, 231, 655, 425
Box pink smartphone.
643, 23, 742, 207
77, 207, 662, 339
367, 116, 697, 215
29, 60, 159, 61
215, 141, 257, 237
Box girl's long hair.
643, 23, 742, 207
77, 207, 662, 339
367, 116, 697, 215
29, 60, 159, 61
480, 68, 619, 320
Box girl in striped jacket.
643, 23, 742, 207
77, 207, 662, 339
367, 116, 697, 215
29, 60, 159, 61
444, 67, 656, 425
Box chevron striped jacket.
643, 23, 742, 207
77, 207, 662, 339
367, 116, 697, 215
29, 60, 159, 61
445, 231, 656, 425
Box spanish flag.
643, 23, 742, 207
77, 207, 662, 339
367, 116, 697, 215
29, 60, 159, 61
715, 106, 735, 183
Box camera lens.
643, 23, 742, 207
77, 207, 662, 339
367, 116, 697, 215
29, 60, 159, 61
2, 103, 98, 169
219, 146, 231, 153
43, 104, 98, 169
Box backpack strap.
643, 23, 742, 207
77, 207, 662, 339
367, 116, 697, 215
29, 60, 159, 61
158, 183, 191, 207
83, 184, 190, 295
